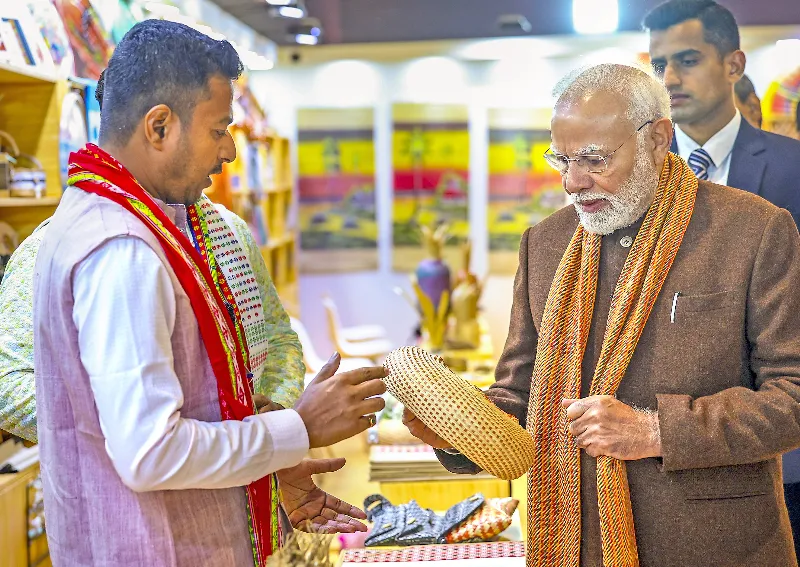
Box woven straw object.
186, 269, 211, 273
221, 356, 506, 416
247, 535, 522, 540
383, 346, 535, 480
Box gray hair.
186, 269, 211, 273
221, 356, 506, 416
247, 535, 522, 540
552, 63, 672, 126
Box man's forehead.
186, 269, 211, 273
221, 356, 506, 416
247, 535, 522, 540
195, 78, 234, 122
649, 19, 710, 58
550, 103, 626, 154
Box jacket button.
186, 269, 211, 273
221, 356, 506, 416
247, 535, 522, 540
620, 236, 633, 248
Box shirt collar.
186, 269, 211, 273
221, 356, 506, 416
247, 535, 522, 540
151, 198, 189, 236
674, 111, 741, 167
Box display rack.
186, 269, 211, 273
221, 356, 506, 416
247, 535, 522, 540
0, 64, 68, 241
204, 124, 299, 318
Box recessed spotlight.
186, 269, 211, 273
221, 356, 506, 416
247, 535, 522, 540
295, 34, 318, 45
277, 6, 304, 18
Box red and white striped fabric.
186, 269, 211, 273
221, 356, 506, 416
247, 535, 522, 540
340, 541, 525, 563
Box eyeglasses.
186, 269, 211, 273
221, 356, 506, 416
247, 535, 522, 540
543, 120, 654, 175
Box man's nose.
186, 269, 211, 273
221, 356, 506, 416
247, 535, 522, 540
221, 132, 236, 164
662, 62, 680, 90
563, 163, 594, 195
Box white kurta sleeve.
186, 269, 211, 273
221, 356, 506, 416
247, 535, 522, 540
72, 236, 309, 492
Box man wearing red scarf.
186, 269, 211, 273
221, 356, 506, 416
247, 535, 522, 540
34, 20, 387, 567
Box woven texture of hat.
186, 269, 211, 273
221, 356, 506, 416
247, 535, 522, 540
383, 346, 535, 480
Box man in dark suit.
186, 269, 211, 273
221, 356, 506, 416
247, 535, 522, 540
645, 0, 800, 229
645, 0, 800, 557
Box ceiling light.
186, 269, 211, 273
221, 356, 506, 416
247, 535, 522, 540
573, 0, 618, 35
277, 6, 304, 18
295, 34, 318, 45
265, 0, 292, 5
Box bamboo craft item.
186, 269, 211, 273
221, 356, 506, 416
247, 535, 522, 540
383, 346, 535, 480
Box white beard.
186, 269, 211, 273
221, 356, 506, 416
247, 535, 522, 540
570, 145, 659, 235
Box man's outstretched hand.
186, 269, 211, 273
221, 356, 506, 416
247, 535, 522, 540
277, 458, 368, 534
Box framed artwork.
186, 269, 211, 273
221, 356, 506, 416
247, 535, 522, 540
487, 108, 565, 274
297, 107, 378, 273
392, 103, 470, 272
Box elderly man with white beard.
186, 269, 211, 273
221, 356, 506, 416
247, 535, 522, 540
404, 63, 800, 567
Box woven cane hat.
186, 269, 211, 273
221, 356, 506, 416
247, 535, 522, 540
383, 346, 535, 480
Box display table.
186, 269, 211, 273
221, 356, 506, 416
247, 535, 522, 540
338, 541, 525, 566
369, 444, 510, 511
421, 316, 496, 389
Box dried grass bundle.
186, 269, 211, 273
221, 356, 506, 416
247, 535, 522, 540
266, 531, 335, 567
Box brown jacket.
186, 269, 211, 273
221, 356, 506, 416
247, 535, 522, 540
441, 181, 800, 566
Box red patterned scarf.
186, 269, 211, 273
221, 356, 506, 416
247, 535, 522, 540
68, 144, 279, 565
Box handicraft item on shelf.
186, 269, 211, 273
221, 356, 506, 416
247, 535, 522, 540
383, 346, 535, 480
0, 130, 46, 198
415, 223, 451, 311
450, 239, 483, 349
412, 223, 451, 350
266, 530, 334, 567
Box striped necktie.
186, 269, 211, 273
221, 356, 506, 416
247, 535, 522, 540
687, 148, 714, 180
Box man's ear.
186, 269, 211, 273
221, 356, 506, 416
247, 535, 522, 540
726, 50, 746, 85
143, 104, 176, 149
650, 116, 674, 164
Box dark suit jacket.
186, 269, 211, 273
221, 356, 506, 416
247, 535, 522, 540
671, 118, 800, 228
673, 120, 800, 483
439, 181, 800, 566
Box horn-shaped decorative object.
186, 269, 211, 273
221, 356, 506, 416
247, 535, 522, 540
411, 276, 449, 352
450, 239, 483, 348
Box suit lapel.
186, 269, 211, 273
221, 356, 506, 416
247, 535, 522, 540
670, 134, 678, 154
727, 119, 767, 196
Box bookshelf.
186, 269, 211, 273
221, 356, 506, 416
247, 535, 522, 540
0, 63, 68, 241
205, 128, 299, 318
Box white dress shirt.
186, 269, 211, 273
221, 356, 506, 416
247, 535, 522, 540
674, 111, 741, 186
72, 235, 309, 492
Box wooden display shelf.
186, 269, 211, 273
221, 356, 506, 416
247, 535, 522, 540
0, 463, 49, 567
276, 280, 299, 318
0, 196, 60, 208
263, 232, 295, 250
0, 62, 57, 85
265, 184, 292, 194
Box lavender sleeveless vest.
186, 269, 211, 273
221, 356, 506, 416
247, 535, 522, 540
33, 186, 255, 566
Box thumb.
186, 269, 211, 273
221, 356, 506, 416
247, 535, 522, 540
304, 457, 347, 475
310, 352, 341, 385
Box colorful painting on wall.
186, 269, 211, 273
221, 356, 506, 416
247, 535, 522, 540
297, 108, 377, 273
392, 103, 469, 272
763, 66, 800, 139
53, 0, 114, 80
26, 0, 75, 78
487, 108, 566, 274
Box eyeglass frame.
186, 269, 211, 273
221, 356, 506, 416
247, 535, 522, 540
543, 120, 655, 176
